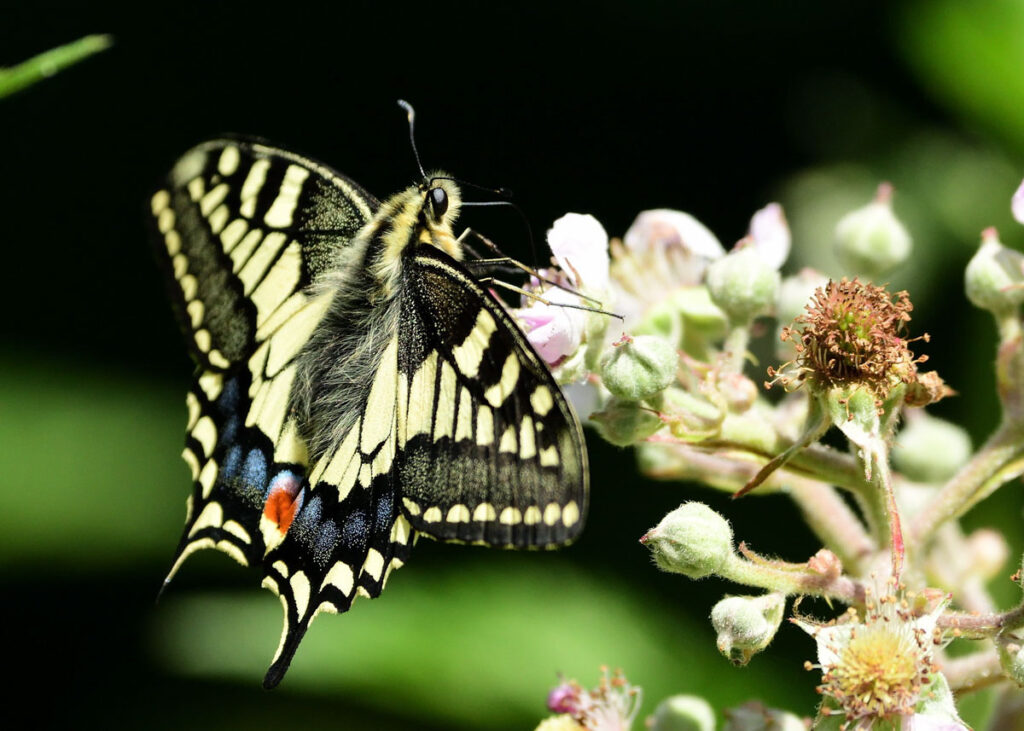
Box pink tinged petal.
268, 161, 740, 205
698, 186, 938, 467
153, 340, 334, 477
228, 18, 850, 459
517, 290, 586, 365
1013, 178, 1024, 224
748, 202, 790, 270
547, 683, 580, 714
547, 213, 610, 289
624, 209, 725, 260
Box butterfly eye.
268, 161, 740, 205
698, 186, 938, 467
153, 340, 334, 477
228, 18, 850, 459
429, 187, 448, 218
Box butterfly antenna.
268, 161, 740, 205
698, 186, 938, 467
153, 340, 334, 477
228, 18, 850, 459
397, 99, 427, 179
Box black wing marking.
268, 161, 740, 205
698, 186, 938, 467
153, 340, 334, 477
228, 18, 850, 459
150, 138, 378, 370
258, 335, 411, 688
395, 247, 588, 548
151, 140, 379, 582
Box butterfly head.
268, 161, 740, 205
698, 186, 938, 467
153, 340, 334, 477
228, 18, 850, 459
415, 172, 463, 259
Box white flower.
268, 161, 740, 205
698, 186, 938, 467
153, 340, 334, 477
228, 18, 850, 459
624, 209, 725, 266
747, 202, 790, 270
796, 585, 954, 727
547, 213, 610, 290
516, 213, 612, 367
1013, 177, 1024, 225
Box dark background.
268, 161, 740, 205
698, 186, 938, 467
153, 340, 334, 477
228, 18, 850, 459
3, 2, 1022, 729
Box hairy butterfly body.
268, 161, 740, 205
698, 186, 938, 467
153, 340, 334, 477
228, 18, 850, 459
150, 138, 588, 688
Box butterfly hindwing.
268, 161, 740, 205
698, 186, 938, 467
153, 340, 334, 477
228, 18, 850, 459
395, 247, 588, 547
152, 139, 378, 579
258, 336, 412, 688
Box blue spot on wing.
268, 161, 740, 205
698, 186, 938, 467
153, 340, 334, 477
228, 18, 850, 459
242, 448, 268, 493
222, 445, 242, 478
216, 377, 241, 414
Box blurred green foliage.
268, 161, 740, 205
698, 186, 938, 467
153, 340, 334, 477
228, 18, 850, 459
0, 34, 110, 100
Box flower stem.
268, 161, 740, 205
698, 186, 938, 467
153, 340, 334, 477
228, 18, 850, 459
910, 424, 1024, 546
722, 324, 750, 374
937, 604, 1024, 637
870, 454, 904, 579
718, 550, 865, 603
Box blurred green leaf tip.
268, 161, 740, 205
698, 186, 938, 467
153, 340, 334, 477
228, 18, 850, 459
0, 34, 113, 100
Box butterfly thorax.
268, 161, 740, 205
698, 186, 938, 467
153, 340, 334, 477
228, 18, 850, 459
291, 175, 463, 461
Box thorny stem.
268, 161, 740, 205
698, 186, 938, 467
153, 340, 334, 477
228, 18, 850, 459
941, 649, 1005, 695
871, 454, 904, 579
937, 604, 1024, 638
641, 442, 875, 572
718, 548, 866, 603
910, 423, 1024, 546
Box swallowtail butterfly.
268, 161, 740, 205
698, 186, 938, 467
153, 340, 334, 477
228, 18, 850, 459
150, 136, 588, 688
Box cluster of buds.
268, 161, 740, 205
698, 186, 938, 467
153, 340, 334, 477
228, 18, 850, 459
524, 179, 1024, 729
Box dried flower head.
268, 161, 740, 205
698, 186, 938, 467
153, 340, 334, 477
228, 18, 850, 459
768, 278, 948, 408
796, 584, 950, 727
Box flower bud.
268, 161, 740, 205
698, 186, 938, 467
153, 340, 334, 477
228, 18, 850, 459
834, 182, 911, 278
748, 202, 791, 271
997, 631, 1024, 686
723, 701, 806, 731
672, 286, 728, 338
711, 593, 785, 665
967, 528, 1009, 581
590, 397, 664, 446
705, 246, 780, 324
649, 695, 716, 731
601, 335, 679, 401
776, 269, 830, 325
717, 371, 758, 413
892, 412, 972, 483
640, 502, 733, 578
964, 228, 1024, 314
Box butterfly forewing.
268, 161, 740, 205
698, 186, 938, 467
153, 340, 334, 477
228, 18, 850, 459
396, 248, 587, 547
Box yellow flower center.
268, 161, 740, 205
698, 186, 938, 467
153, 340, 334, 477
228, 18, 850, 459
827, 622, 922, 719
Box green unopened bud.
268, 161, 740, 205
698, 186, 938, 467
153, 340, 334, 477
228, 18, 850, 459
777, 269, 830, 325
723, 701, 806, 731
892, 411, 972, 483
649, 695, 715, 731
964, 227, 1024, 315
834, 182, 911, 278
641, 502, 733, 578
590, 396, 664, 446
711, 593, 785, 665
672, 286, 728, 336
706, 246, 780, 324
967, 528, 1009, 581
997, 631, 1024, 686
601, 334, 679, 401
